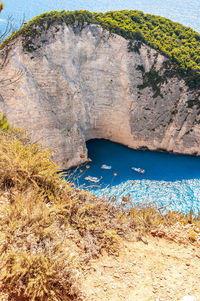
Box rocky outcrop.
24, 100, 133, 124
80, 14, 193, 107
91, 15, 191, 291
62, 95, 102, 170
0, 23, 200, 168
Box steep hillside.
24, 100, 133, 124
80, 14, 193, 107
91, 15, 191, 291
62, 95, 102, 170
0, 11, 200, 168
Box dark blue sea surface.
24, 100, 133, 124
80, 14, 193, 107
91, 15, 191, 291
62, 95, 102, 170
0, 0, 200, 33
67, 139, 200, 214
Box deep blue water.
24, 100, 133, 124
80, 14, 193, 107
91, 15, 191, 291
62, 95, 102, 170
67, 139, 200, 214
0, 0, 200, 33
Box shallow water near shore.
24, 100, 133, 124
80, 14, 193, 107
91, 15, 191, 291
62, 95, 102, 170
67, 139, 200, 215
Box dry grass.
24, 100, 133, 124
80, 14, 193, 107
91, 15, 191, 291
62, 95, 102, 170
0, 116, 200, 300
0, 189, 82, 301
0, 130, 63, 200
129, 205, 200, 232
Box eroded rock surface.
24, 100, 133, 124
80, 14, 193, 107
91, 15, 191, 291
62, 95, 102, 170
0, 24, 200, 168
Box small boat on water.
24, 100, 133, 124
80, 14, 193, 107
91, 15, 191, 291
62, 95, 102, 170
85, 176, 102, 183
101, 164, 112, 170
132, 167, 145, 174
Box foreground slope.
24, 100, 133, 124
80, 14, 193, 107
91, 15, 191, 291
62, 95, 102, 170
0, 119, 200, 300
0, 11, 200, 168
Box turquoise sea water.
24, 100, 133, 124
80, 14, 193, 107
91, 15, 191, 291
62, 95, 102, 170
0, 0, 200, 33
68, 140, 200, 214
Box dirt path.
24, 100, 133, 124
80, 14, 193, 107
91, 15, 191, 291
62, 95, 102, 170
81, 236, 200, 301
1, 235, 200, 301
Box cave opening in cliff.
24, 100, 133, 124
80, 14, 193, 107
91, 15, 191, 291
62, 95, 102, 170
85, 138, 200, 183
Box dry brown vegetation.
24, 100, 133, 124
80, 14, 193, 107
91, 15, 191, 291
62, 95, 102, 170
0, 115, 200, 300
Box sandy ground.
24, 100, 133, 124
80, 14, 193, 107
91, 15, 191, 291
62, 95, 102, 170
81, 236, 200, 301
1, 232, 200, 301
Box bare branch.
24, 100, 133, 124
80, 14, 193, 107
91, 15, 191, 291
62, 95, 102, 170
0, 11, 24, 92
0, 15, 14, 42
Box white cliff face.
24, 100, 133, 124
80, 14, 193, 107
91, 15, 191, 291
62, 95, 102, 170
0, 24, 200, 168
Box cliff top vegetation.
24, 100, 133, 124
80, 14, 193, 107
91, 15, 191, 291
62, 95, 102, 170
1, 10, 200, 89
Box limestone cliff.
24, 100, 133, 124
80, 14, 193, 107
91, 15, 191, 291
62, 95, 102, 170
0, 23, 200, 168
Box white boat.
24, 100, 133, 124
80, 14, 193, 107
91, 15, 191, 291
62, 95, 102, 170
85, 176, 102, 183
132, 167, 145, 174
101, 164, 112, 170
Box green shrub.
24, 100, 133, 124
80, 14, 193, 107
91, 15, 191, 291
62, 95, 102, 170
0, 114, 9, 131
